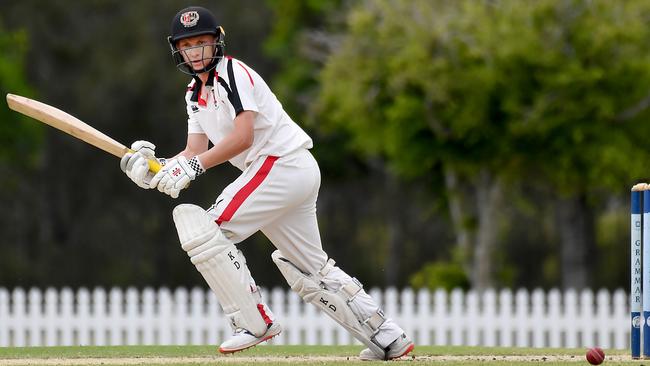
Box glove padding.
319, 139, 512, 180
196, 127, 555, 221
120, 141, 159, 189
150, 156, 196, 198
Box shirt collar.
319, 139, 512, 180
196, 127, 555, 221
189, 68, 216, 102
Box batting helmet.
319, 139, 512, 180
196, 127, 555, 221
168, 6, 225, 75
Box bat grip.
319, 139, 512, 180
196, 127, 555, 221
147, 159, 162, 173
126, 149, 162, 173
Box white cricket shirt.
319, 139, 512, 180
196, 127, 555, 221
184, 56, 313, 171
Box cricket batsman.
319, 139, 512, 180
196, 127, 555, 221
120, 6, 414, 360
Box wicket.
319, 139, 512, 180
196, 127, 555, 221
631, 183, 650, 359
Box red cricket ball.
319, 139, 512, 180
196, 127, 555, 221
585, 347, 605, 365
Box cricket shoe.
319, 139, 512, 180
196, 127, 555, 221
359, 333, 414, 361
218, 322, 282, 354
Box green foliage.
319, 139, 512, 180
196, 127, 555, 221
314, 0, 650, 288
264, 0, 343, 117
264, 0, 368, 179
317, 0, 650, 189
0, 23, 42, 165
409, 260, 470, 291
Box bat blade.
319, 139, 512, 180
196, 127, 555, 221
6, 93, 160, 172
6, 93, 127, 157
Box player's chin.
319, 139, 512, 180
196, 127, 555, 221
191, 62, 206, 70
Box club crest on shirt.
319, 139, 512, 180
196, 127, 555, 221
180, 11, 199, 27
191, 105, 199, 113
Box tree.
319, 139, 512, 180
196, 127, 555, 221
0, 24, 40, 163
316, 0, 650, 289
0, 21, 44, 285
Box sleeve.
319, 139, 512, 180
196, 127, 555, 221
183, 80, 204, 134
186, 101, 204, 134
227, 58, 259, 116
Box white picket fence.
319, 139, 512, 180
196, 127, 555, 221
0, 287, 629, 349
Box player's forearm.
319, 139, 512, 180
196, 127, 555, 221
176, 148, 202, 160
197, 133, 252, 170
196, 111, 255, 170
171, 133, 210, 161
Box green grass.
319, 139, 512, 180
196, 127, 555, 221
0, 345, 638, 365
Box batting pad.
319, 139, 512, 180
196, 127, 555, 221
271, 250, 386, 359
173, 204, 268, 337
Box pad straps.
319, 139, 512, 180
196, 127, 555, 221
318, 258, 386, 334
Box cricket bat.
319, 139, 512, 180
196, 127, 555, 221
6, 93, 161, 172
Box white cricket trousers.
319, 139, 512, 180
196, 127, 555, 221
206, 148, 403, 347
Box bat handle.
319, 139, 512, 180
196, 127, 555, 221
147, 158, 162, 173
126, 149, 162, 173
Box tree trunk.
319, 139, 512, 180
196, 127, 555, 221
444, 166, 474, 274
444, 166, 503, 291
555, 193, 594, 290
472, 169, 503, 290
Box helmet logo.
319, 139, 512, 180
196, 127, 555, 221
180, 11, 199, 27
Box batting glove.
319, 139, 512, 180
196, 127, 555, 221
149, 156, 205, 198
120, 141, 167, 189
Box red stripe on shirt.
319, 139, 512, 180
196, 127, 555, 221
216, 156, 279, 225
237, 61, 254, 86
